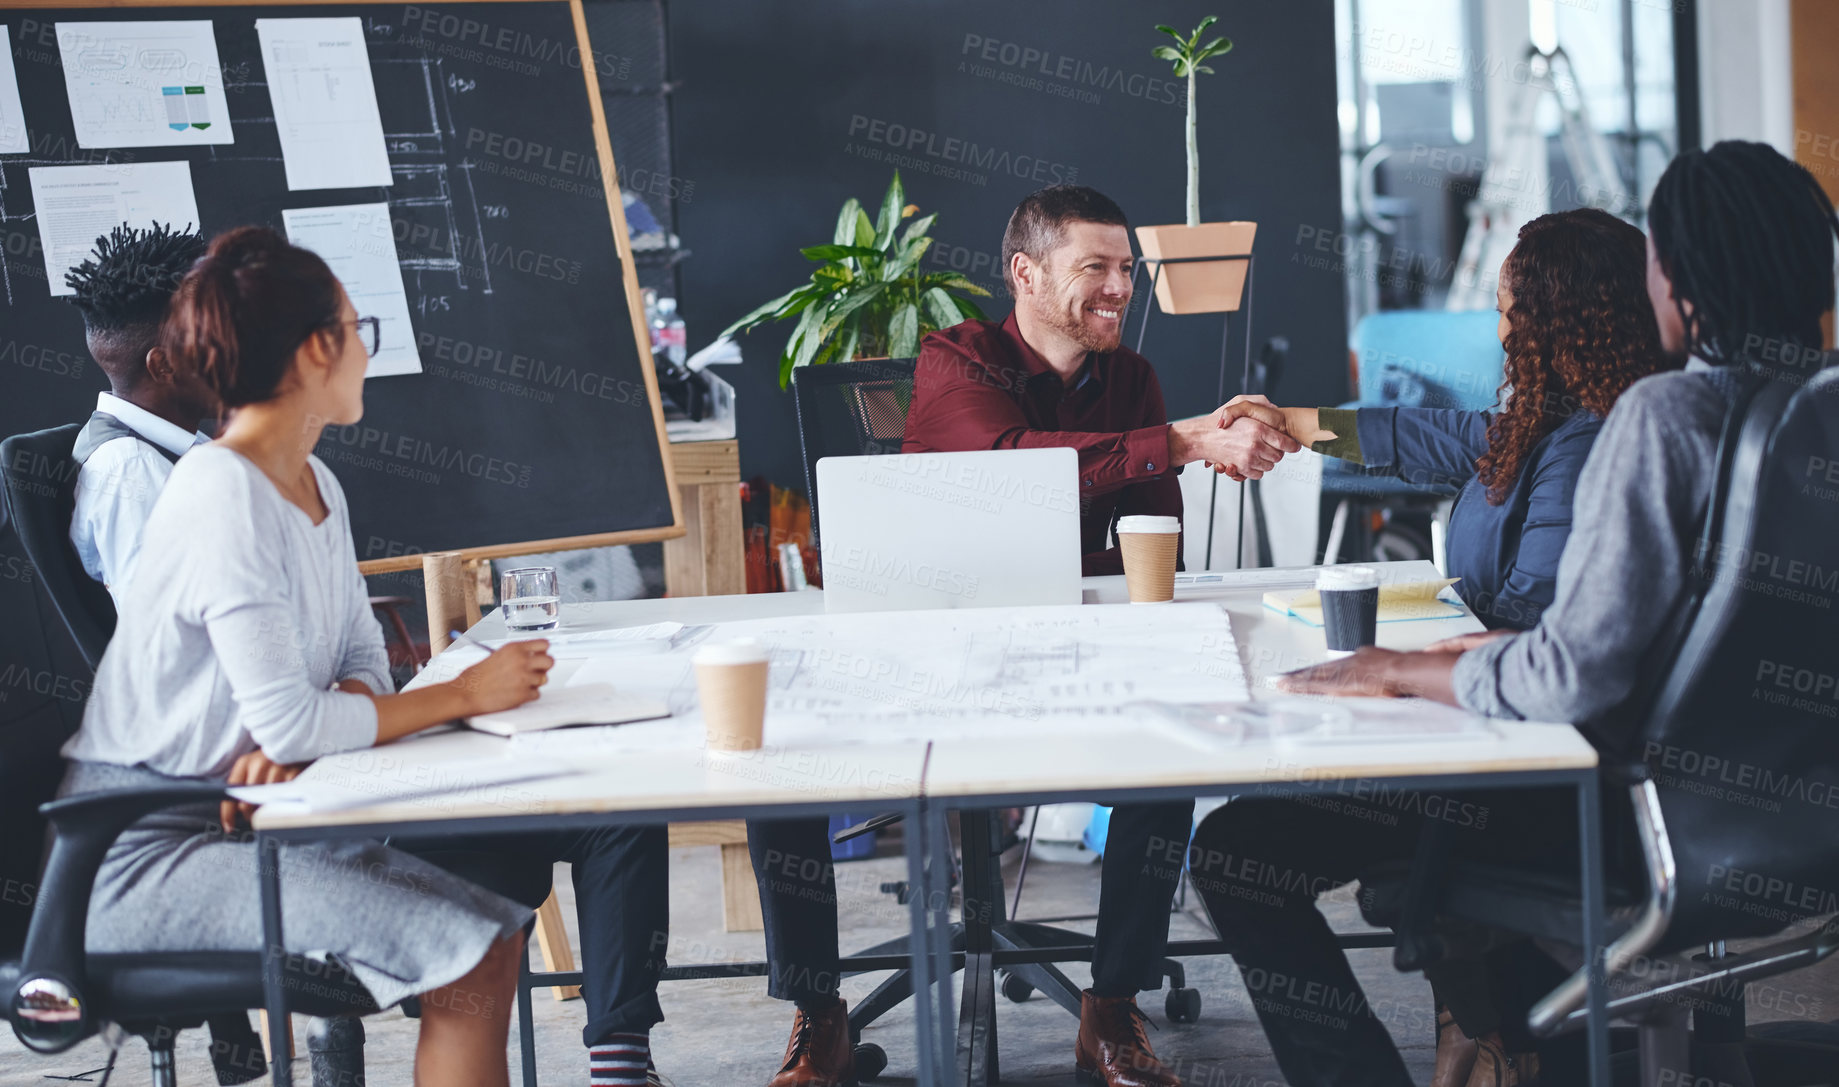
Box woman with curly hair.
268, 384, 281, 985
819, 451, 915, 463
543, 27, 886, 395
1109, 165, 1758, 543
1256, 207, 1670, 630
1203, 208, 1670, 1086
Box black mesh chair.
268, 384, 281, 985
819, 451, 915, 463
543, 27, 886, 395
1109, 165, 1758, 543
789, 360, 1201, 1081
0, 426, 118, 670
0, 784, 379, 1086
790, 357, 918, 554
1365, 367, 1839, 1086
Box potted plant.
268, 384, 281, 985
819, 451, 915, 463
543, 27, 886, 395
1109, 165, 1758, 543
1136, 16, 1256, 315
722, 170, 992, 389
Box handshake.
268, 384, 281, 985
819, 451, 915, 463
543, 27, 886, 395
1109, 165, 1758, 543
1165, 395, 1337, 483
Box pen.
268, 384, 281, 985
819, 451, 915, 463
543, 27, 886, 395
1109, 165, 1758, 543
449, 629, 490, 652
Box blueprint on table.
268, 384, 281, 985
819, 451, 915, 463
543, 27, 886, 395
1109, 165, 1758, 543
519, 603, 1248, 753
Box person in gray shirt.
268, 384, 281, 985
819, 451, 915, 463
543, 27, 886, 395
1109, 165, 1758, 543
1183, 141, 1839, 1087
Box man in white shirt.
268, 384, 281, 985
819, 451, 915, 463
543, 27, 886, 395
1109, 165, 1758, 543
63, 223, 216, 608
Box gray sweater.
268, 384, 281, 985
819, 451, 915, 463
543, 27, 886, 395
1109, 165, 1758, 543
1453, 362, 1737, 746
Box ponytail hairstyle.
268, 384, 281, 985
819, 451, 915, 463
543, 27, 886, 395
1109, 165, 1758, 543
1475, 208, 1668, 505
1647, 140, 1839, 380
163, 226, 346, 407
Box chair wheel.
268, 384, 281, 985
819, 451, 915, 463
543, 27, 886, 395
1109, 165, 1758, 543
853, 1041, 888, 1080
1165, 987, 1202, 1023
1000, 970, 1035, 1003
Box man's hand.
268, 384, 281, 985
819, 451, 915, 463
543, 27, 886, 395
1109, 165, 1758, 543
1423, 630, 1515, 654
1167, 412, 1300, 480
221, 748, 309, 833
1275, 645, 1465, 706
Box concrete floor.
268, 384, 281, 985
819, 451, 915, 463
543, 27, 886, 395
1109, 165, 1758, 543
6, 828, 1839, 1087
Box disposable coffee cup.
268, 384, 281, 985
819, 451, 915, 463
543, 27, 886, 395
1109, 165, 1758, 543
1117, 515, 1181, 604
1317, 566, 1380, 658
694, 639, 770, 752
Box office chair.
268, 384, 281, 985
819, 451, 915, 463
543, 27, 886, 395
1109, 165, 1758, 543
1319, 310, 1504, 567
0, 784, 380, 1087
790, 357, 920, 554
1, 425, 424, 1085
1362, 367, 1839, 1086
789, 359, 1201, 1080
0, 426, 118, 671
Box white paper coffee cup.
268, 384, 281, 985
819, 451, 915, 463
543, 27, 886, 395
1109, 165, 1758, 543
694, 639, 770, 752
1117, 516, 1181, 603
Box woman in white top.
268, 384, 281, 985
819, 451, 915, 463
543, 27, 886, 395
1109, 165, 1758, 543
61, 226, 554, 1086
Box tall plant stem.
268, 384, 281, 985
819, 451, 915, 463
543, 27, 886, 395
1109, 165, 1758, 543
1185, 69, 1200, 227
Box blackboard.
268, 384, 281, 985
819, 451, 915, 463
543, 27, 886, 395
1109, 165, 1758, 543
1, 0, 680, 573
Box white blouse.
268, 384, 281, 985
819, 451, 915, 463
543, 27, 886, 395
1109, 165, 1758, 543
65, 445, 391, 778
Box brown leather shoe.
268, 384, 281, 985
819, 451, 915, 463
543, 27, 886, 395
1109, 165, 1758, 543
1432, 1005, 1479, 1087
765, 1000, 856, 1087
1466, 1034, 1539, 1087
1074, 990, 1181, 1087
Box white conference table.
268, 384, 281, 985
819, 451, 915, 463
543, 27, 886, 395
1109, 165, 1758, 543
252, 560, 1611, 1087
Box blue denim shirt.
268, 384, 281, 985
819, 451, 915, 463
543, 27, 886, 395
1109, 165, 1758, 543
1350, 406, 1605, 630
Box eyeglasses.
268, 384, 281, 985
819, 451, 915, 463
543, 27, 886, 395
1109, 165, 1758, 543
342, 315, 382, 358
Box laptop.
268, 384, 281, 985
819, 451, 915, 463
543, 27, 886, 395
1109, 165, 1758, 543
815, 448, 1083, 613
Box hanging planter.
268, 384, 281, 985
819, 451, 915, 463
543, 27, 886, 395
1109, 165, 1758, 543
1136, 17, 1252, 315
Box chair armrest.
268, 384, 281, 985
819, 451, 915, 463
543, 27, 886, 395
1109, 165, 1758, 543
1528, 778, 1676, 1036
22, 784, 229, 982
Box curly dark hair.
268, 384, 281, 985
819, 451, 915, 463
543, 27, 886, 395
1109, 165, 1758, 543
1473, 208, 1669, 505
64, 221, 207, 333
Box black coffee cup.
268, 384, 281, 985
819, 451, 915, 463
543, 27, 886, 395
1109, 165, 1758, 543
1317, 566, 1380, 657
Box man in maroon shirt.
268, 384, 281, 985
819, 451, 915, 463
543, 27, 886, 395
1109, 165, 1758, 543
741, 186, 1297, 1087
903, 185, 1297, 576
907, 185, 1295, 1086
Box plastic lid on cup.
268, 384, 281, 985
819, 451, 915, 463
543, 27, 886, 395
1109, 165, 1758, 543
1116, 515, 1181, 534
1316, 565, 1381, 591
693, 638, 768, 666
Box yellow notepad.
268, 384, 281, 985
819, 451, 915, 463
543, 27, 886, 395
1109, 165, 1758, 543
1262, 578, 1463, 626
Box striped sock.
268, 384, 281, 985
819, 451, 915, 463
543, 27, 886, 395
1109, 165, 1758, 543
588, 1032, 651, 1086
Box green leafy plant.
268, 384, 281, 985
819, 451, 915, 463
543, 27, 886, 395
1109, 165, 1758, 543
1153, 16, 1235, 227
720, 171, 992, 388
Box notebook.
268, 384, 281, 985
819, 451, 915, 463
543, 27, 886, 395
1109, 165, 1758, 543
465, 683, 671, 736
1262, 578, 1464, 626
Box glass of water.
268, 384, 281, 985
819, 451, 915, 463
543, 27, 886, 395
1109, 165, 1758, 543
500, 566, 560, 631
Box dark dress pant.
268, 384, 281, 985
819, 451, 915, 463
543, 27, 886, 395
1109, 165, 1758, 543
1187, 787, 1584, 1087
745, 800, 1195, 1004
400, 824, 670, 1045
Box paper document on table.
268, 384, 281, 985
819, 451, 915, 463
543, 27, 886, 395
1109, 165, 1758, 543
0, 27, 28, 154
466, 683, 670, 736
232, 755, 576, 816
564, 602, 1247, 748
1177, 568, 1321, 592
282, 203, 420, 376
256, 18, 392, 190
56, 21, 233, 148
437, 622, 687, 669
1146, 696, 1499, 750
1263, 579, 1464, 626
510, 620, 685, 659
30, 162, 200, 296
